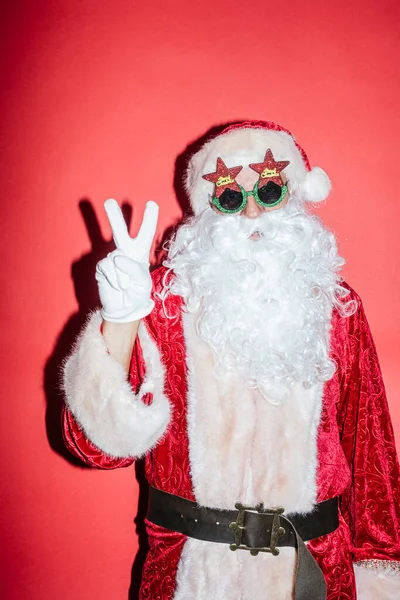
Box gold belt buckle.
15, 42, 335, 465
229, 502, 285, 556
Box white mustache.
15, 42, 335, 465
163, 199, 353, 404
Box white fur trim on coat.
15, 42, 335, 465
62, 311, 170, 458
182, 311, 323, 512
173, 538, 295, 600
354, 561, 400, 599
171, 310, 323, 599
186, 128, 331, 214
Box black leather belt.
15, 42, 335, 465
147, 486, 339, 600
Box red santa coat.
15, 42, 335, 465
63, 267, 400, 599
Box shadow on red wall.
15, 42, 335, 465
42, 122, 240, 597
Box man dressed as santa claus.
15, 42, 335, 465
62, 121, 400, 599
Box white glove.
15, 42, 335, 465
95, 199, 159, 323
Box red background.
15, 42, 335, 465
1, 1, 399, 598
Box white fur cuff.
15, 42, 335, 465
354, 560, 400, 599
62, 311, 171, 458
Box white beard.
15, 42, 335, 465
162, 198, 355, 404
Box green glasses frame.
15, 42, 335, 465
212, 182, 288, 214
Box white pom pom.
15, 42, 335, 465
300, 166, 331, 203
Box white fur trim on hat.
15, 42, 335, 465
185, 127, 331, 214
298, 166, 331, 204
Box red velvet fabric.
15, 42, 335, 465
308, 292, 400, 598
63, 268, 400, 599
63, 406, 134, 470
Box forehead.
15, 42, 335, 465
235, 168, 258, 187
235, 167, 287, 189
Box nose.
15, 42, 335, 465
242, 194, 263, 219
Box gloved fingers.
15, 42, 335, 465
95, 255, 120, 291
134, 201, 159, 259
113, 254, 146, 281
114, 268, 131, 291
104, 198, 131, 253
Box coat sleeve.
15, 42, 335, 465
62, 404, 135, 469
61, 310, 171, 463
336, 293, 400, 598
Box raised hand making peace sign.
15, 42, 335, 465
96, 199, 159, 323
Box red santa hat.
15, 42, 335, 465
185, 120, 331, 215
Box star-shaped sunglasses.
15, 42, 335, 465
202, 150, 290, 214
